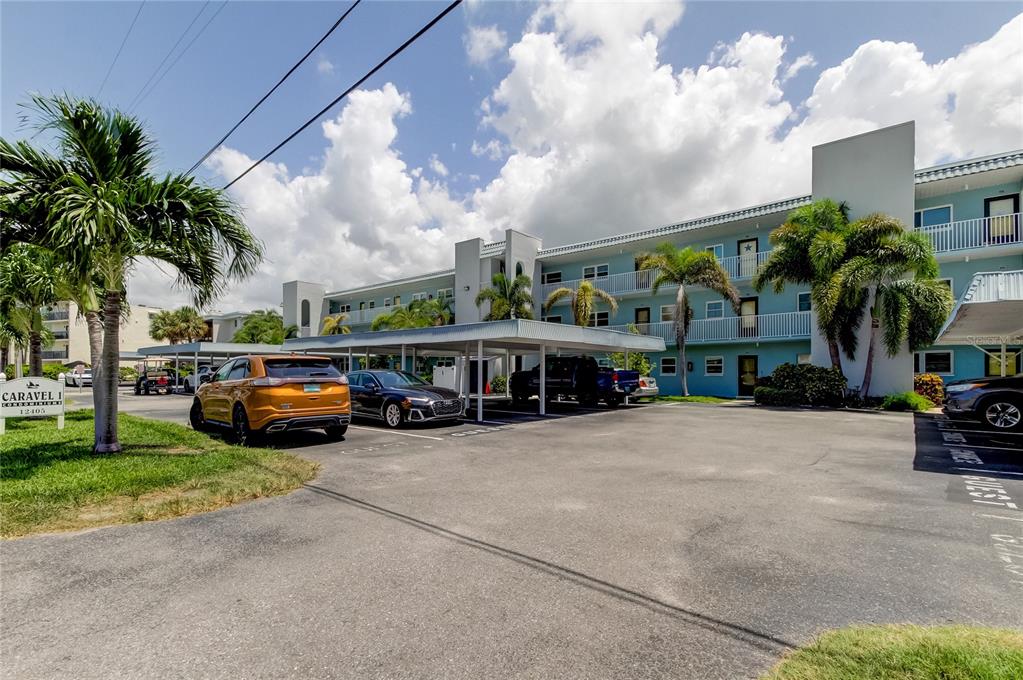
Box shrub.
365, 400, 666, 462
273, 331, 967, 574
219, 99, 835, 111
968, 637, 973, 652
119, 367, 139, 383
914, 373, 944, 404
882, 391, 935, 412
4, 364, 64, 380
768, 362, 847, 407
754, 386, 802, 407
490, 375, 508, 393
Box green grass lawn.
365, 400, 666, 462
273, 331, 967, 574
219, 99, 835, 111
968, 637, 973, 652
763, 625, 1023, 679
1, 410, 317, 538
654, 395, 733, 403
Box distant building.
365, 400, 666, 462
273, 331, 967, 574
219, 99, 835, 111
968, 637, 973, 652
37, 301, 165, 366
202, 311, 250, 343
282, 122, 1022, 397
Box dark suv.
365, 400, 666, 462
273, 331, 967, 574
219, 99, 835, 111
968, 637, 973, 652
944, 374, 1023, 431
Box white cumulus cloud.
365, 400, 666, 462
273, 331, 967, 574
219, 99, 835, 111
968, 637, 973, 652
464, 24, 508, 64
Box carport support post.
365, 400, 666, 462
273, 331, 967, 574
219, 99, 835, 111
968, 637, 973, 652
539, 344, 546, 416
1001, 342, 1007, 377
463, 342, 471, 412
193, 351, 198, 387
476, 340, 484, 423
401, 345, 406, 373
504, 349, 510, 397
624, 351, 630, 405
174, 352, 179, 390
347, 348, 353, 373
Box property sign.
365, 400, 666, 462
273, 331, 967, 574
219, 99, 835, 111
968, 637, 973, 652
0, 375, 65, 433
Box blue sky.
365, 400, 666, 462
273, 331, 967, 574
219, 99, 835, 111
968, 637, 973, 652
3, 1, 1022, 309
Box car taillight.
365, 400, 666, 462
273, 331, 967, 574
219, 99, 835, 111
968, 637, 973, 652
251, 377, 285, 386
612, 371, 619, 383
640, 378, 647, 387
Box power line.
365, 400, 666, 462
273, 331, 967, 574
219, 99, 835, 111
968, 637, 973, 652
222, 0, 462, 190
131, 0, 229, 113
98, 1, 147, 97
187, 1, 362, 175
126, 0, 211, 111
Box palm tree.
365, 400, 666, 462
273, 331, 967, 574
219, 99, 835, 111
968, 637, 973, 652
475, 273, 534, 320
151, 307, 208, 344
0, 306, 29, 374
639, 243, 740, 396
830, 213, 953, 398
1, 95, 262, 452
321, 313, 352, 335
233, 309, 290, 344
0, 244, 61, 376
753, 199, 866, 373
422, 296, 453, 326
543, 279, 619, 326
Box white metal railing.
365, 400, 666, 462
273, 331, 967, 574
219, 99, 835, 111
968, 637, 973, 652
41, 310, 69, 321
917, 213, 1021, 253
540, 252, 772, 303
968, 270, 1023, 304
609, 311, 811, 345
340, 304, 404, 326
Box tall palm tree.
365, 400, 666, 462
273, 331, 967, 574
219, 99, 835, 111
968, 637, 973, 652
639, 243, 740, 396
321, 313, 352, 335
753, 199, 866, 373
0, 306, 29, 374
1, 95, 262, 452
543, 279, 619, 326
830, 213, 953, 398
233, 309, 290, 344
0, 244, 62, 376
475, 273, 534, 321
423, 296, 453, 326
151, 307, 207, 344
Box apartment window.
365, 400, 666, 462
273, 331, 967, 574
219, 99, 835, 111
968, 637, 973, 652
542, 315, 562, 324
583, 264, 609, 279
541, 271, 562, 285
914, 205, 953, 228
914, 350, 954, 375
438, 288, 453, 299
706, 301, 724, 319
797, 353, 811, 365
660, 357, 677, 376
384, 298, 392, 308
588, 311, 610, 327
797, 292, 811, 312
705, 356, 724, 376
300, 300, 310, 327
359, 301, 366, 311
339, 304, 351, 314
411, 292, 427, 302
368, 301, 376, 309
328, 301, 340, 314
985, 348, 1020, 377
706, 244, 724, 260
660, 305, 674, 322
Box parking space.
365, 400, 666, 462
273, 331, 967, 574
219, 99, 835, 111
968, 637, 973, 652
913, 412, 1023, 480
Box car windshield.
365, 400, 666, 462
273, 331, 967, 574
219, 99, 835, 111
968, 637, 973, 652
376, 371, 429, 387
264, 359, 341, 379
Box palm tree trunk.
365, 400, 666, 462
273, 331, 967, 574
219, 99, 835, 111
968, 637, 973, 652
1, 343, 8, 374
678, 339, 688, 397
859, 296, 879, 399
94, 290, 123, 453
28, 330, 42, 377
676, 286, 689, 397
827, 340, 843, 373
85, 310, 104, 414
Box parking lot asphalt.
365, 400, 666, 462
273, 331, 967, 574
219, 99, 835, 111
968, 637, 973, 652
4, 394, 1022, 679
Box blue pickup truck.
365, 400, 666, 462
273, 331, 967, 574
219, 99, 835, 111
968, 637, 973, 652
510, 356, 640, 407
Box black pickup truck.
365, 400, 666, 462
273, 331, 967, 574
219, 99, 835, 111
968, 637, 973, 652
510, 355, 640, 407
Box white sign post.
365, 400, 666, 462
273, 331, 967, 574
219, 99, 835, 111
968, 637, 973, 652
0, 374, 66, 434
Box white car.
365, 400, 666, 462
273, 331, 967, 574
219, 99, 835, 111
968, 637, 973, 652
183, 365, 214, 393
65, 369, 92, 386
633, 375, 659, 400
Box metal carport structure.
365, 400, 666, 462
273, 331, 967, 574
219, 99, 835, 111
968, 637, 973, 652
282, 319, 666, 422
934, 270, 1023, 376
136, 342, 289, 390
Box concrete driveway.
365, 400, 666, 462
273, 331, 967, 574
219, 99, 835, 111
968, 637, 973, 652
3, 399, 1022, 679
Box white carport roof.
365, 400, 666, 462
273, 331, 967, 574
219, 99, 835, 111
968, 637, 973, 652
136, 342, 289, 358
934, 270, 1023, 346
282, 318, 666, 355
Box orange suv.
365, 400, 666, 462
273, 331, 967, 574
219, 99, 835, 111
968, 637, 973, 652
189, 355, 351, 443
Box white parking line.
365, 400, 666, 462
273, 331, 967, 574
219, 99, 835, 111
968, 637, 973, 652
955, 467, 1023, 476
944, 441, 1023, 452
347, 425, 444, 441
979, 513, 1023, 523
938, 425, 1023, 436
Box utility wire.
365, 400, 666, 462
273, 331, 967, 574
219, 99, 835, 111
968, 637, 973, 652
131, 0, 229, 113
187, 0, 362, 175
98, 1, 147, 97
126, 0, 211, 111
222, 0, 462, 190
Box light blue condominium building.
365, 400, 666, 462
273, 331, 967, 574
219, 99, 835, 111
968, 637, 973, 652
283, 122, 1022, 397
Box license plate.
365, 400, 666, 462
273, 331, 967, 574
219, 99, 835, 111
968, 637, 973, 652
303, 384, 321, 393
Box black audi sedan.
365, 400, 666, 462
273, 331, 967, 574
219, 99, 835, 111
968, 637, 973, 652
346, 370, 464, 428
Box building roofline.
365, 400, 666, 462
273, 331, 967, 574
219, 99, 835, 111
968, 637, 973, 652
324, 268, 455, 298
914, 149, 1023, 184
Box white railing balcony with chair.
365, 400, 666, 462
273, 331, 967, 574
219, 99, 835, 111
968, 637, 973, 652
540, 251, 772, 303
916, 213, 1022, 254
609, 310, 811, 345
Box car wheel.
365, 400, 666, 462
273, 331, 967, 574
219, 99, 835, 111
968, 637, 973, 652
134, 384, 141, 395
189, 399, 206, 431
143, 385, 150, 395
382, 401, 404, 429
512, 391, 527, 405
579, 393, 598, 407
325, 424, 348, 441
606, 395, 622, 408
232, 404, 255, 445
982, 397, 1023, 432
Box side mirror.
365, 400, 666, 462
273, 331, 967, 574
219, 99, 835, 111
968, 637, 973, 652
200, 374, 212, 384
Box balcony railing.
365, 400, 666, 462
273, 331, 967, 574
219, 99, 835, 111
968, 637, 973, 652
609, 311, 811, 345
41, 349, 68, 360
41, 310, 69, 321
540, 251, 772, 302
51, 330, 69, 340
916, 213, 1021, 253
334, 304, 406, 327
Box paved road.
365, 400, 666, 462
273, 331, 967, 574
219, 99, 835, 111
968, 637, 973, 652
4, 399, 1022, 679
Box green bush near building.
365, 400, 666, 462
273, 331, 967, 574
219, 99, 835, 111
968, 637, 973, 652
753, 387, 802, 407
756, 363, 847, 408
490, 374, 508, 393
882, 391, 935, 412
4, 364, 65, 380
